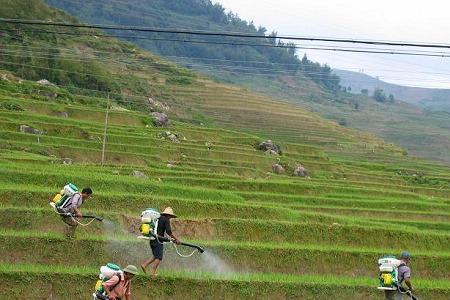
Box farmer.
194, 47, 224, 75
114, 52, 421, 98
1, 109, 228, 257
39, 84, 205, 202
140, 207, 181, 277
103, 265, 138, 300
385, 251, 414, 300
57, 187, 93, 238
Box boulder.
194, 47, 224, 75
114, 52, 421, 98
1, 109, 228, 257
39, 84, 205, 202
272, 164, 285, 174
151, 112, 170, 127
265, 149, 279, 156
61, 158, 73, 165
147, 97, 170, 111
132, 170, 148, 179
56, 111, 69, 118
37, 79, 55, 86
45, 92, 58, 100
19, 125, 42, 135
293, 165, 309, 177
158, 131, 180, 143
257, 140, 282, 155
167, 133, 180, 143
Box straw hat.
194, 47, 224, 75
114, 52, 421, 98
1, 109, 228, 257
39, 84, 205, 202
123, 265, 139, 275
161, 207, 177, 218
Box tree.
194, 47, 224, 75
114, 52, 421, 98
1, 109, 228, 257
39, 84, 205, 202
388, 94, 395, 102
361, 89, 369, 96
373, 88, 387, 102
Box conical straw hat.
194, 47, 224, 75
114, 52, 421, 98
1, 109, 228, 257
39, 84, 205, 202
161, 207, 177, 218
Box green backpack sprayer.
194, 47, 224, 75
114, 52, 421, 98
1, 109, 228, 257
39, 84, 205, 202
92, 263, 123, 300
138, 208, 205, 256
377, 256, 419, 300
49, 183, 103, 225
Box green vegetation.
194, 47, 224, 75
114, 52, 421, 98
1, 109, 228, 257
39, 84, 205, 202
0, 1, 449, 299
42, 0, 450, 165
0, 75, 449, 298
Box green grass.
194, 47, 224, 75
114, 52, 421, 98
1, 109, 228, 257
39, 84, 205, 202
0, 2, 449, 297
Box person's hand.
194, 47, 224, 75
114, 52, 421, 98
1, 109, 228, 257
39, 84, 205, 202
174, 238, 181, 245
75, 212, 82, 218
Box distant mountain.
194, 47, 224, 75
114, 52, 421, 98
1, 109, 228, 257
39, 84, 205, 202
334, 69, 450, 112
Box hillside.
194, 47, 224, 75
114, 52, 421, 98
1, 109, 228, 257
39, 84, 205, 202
44, 0, 340, 91
335, 69, 450, 113
2, 66, 450, 300
42, 0, 450, 165
0, 1, 450, 299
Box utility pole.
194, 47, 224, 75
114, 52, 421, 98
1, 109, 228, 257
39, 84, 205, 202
101, 93, 110, 167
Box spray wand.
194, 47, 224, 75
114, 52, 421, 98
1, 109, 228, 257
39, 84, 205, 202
138, 234, 205, 256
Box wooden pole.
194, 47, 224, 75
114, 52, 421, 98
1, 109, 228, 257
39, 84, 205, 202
101, 94, 110, 167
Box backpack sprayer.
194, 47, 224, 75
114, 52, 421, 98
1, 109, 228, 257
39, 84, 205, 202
49, 183, 103, 226
92, 263, 123, 300
138, 208, 205, 257
378, 256, 419, 300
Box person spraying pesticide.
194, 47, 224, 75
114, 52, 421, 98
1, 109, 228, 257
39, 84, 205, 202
50, 184, 100, 238
140, 207, 181, 276
93, 263, 138, 300
138, 207, 204, 276
378, 251, 418, 300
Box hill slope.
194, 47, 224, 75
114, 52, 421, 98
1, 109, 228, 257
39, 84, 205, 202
1, 1, 450, 299
42, 0, 450, 165
2, 68, 450, 300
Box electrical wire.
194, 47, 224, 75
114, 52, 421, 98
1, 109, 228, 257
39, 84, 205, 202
1, 55, 449, 87
2, 28, 450, 58
2, 18, 450, 49
3, 42, 450, 79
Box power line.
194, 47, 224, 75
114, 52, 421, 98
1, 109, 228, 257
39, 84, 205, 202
2, 28, 450, 58
2, 52, 450, 85
3, 42, 450, 78
2, 18, 450, 49
1, 58, 449, 91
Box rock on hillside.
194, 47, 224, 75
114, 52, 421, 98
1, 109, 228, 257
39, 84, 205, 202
293, 165, 309, 177
257, 140, 282, 155
151, 112, 170, 127
272, 164, 285, 174
19, 125, 42, 135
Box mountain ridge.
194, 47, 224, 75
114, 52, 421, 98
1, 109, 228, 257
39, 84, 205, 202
334, 69, 450, 112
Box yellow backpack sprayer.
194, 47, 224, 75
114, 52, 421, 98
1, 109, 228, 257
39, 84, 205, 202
49, 183, 103, 226
138, 208, 204, 256
377, 256, 419, 300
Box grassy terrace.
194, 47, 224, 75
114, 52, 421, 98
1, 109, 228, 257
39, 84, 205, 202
1, 66, 450, 298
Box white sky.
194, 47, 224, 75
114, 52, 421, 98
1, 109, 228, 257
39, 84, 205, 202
215, 0, 450, 88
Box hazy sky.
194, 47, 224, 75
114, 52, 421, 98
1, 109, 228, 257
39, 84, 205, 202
215, 0, 450, 88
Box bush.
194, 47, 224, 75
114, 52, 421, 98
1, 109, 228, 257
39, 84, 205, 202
167, 76, 193, 85
0, 102, 24, 111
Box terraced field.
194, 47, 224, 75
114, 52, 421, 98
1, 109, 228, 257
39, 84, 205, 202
0, 77, 449, 299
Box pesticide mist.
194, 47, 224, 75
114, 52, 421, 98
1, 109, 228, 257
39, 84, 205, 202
100, 218, 235, 276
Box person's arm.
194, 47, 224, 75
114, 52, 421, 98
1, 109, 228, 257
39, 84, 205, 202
70, 194, 82, 217
166, 219, 180, 244
125, 283, 131, 300
102, 276, 119, 300
404, 277, 414, 292
169, 232, 181, 244
73, 207, 82, 218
